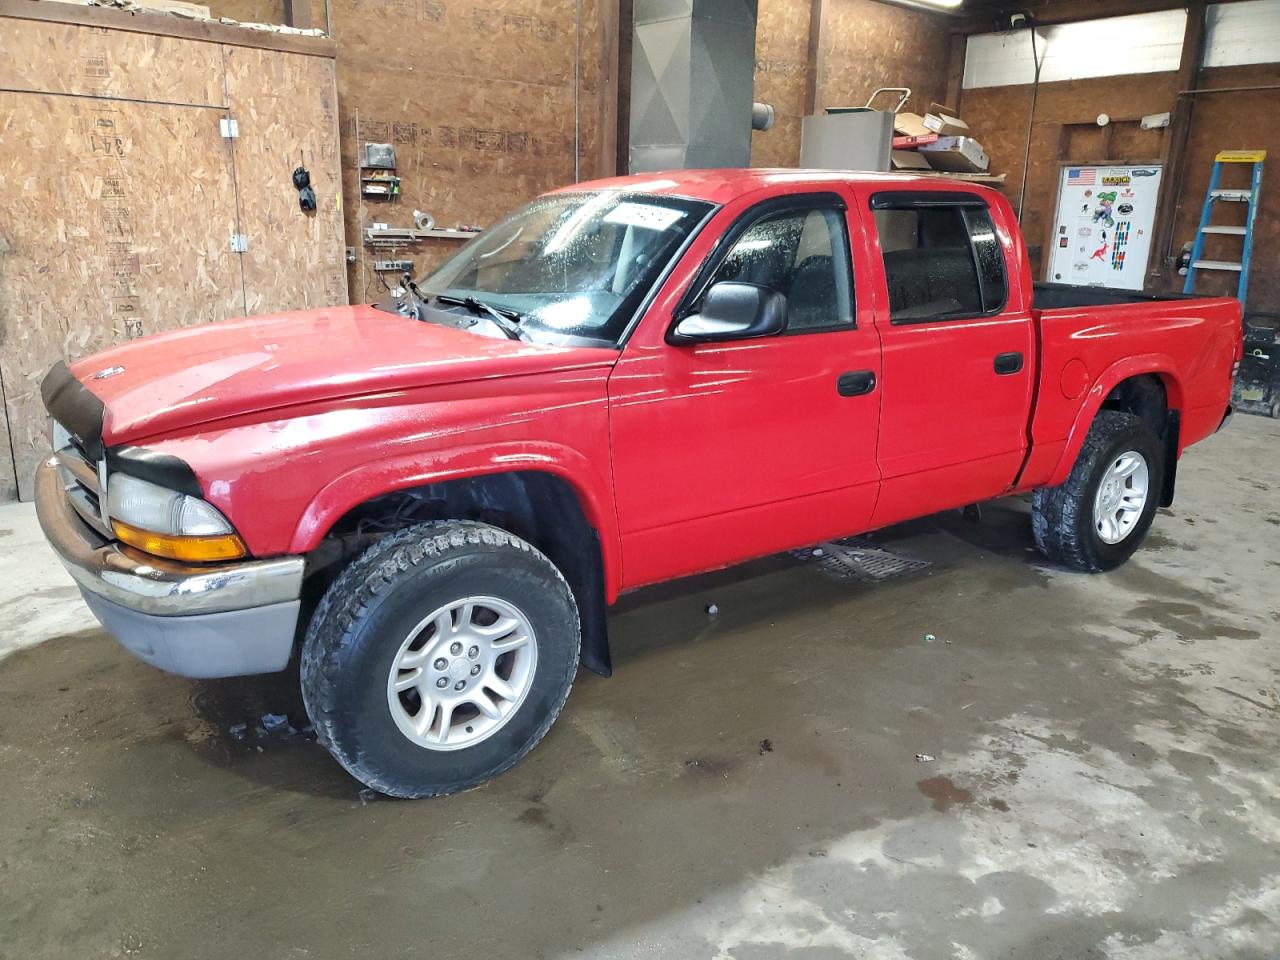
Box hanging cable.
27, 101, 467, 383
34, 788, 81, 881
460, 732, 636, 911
1016, 13, 1044, 223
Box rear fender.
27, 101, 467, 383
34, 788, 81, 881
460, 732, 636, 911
1047, 356, 1184, 488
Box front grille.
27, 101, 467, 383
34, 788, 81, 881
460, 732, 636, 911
52, 419, 112, 540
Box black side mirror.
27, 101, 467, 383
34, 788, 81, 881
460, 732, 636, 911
669, 282, 787, 344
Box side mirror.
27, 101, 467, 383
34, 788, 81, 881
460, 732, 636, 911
669, 282, 787, 344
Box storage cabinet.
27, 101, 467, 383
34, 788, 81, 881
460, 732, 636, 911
0, 4, 346, 500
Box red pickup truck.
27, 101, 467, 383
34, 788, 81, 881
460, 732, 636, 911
37, 170, 1240, 797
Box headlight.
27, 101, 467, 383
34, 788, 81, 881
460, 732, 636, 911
106, 473, 247, 562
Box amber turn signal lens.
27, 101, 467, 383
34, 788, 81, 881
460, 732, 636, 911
111, 520, 248, 562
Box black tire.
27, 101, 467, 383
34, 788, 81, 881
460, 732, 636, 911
300, 521, 580, 798
1031, 411, 1164, 572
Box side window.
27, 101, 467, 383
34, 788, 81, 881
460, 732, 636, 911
874, 202, 1008, 324
708, 206, 854, 332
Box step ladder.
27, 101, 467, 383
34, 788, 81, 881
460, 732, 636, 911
1183, 150, 1266, 305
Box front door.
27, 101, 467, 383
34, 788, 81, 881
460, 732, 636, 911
608, 190, 883, 589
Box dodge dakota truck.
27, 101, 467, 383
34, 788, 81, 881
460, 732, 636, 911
37, 170, 1241, 797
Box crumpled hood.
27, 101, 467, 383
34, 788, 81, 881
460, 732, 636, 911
71, 304, 618, 444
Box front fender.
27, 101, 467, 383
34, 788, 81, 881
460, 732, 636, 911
1046, 355, 1184, 488
289, 440, 623, 599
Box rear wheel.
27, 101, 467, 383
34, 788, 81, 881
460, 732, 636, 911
1032, 411, 1163, 572
301, 521, 580, 798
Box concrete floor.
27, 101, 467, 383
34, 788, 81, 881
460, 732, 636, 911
2, 415, 1278, 960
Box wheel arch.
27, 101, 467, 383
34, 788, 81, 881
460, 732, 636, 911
1049, 358, 1184, 501
294, 447, 619, 677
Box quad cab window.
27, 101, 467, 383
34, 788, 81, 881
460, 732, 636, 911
873, 196, 1008, 324
703, 205, 855, 333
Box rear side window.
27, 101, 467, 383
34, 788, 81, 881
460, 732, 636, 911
873, 201, 1008, 324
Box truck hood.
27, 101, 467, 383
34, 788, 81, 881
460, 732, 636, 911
71, 304, 619, 444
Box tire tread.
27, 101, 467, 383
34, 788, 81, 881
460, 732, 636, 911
300, 520, 579, 798
1032, 411, 1157, 572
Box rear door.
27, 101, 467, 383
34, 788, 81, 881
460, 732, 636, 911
607, 189, 883, 589
859, 188, 1035, 528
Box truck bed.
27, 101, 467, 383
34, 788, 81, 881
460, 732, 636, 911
1032, 282, 1195, 311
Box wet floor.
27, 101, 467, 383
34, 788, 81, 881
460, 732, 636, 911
2, 415, 1279, 959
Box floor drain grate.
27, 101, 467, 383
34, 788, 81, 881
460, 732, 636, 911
792, 536, 931, 583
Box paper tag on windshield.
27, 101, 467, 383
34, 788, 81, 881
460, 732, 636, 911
604, 203, 686, 231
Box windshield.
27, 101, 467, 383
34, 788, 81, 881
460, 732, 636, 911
417, 190, 714, 346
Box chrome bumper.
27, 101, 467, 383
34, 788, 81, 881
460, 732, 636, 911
35, 457, 304, 617
35, 457, 306, 677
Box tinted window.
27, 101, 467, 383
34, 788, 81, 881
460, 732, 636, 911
875, 204, 1008, 323
708, 206, 854, 332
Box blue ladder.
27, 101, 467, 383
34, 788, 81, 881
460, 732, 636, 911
1183, 150, 1266, 306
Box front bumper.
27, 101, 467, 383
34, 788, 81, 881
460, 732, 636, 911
35, 457, 305, 678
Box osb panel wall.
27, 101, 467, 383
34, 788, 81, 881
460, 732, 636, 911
0, 13, 345, 500
0, 16, 225, 105
204, 0, 287, 23
749, 0, 954, 169
0, 93, 243, 500
961, 72, 1179, 282
224, 45, 348, 313
1168, 63, 1280, 312
751, 0, 810, 167
331, 0, 605, 302
820, 0, 951, 116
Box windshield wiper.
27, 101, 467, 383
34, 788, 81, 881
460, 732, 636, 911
433, 294, 527, 342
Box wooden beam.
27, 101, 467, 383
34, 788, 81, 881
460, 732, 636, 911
1149, 0, 1207, 279
595, 0, 620, 179
955, 0, 1249, 34
944, 30, 967, 115
615, 0, 633, 174
283, 0, 312, 30
0, 0, 336, 57
803, 0, 826, 115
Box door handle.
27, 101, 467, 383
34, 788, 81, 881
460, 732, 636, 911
994, 352, 1024, 375
837, 370, 876, 397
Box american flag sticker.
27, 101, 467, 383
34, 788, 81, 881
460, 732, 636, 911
1068, 168, 1097, 186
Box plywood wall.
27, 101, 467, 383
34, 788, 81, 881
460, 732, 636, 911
752, 0, 811, 168
0, 11, 345, 500
961, 72, 1178, 283
331, 0, 607, 302
820, 0, 951, 114
0, 92, 243, 498
206, 0, 287, 23
1170, 62, 1280, 310
961, 59, 1280, 314
750, 0, 954, 169
224, 45, 348, 313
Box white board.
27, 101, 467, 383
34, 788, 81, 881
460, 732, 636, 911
1046, 164, 1164, 291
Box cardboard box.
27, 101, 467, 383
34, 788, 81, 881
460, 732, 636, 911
891, 149, 933, 171
923, 111, 970, 137
892, 112, 932, 139
892, 132, 939, 149
919, 136, 989, 173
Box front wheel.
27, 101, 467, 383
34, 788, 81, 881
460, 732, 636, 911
301, 521, 580, 798
1032, 411, 1163, 572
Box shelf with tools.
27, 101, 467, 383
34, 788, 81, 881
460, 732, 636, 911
359, 169, 401, 199
363, 225, 481, 245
